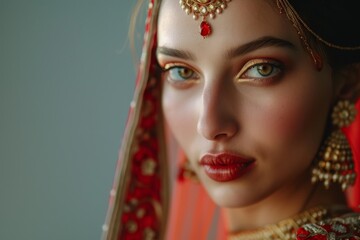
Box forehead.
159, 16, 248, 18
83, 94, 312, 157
157, 0, 302, 53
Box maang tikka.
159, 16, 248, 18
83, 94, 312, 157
179, 0, 231, 38
312, 100, 357, 191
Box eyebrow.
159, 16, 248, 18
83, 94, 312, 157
156, 47, 195, 60
156, 36, 296, 61
226, 36, 296, 58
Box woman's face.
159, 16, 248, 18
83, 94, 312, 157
157, 0, 335, 207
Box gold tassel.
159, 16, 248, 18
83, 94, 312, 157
312, 100, 357, 191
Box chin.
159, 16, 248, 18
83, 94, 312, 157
213, 195, 255, 209
208, 184, 260, 208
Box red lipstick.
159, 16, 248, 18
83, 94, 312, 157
199, 153, 255, 182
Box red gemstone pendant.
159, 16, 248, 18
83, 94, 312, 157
200, 21, 211, 38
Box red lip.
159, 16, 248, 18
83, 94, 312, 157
199, 153, 255, 182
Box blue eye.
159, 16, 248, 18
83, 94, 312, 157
168, 67, 197, 81
161, 65, 200, 89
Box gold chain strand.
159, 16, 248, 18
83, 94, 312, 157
228, 206, 329, 240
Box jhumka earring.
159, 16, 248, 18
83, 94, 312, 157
178, 159, 199, 182
179, 0, 231, 38
312, 100, 357, 190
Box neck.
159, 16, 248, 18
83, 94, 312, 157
224, 176, 347, 233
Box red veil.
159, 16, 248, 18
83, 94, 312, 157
101, 1, 360, 239
345, 101, 360, 208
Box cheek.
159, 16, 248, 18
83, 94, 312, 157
162, 85, 198, 154
264, 95, 326, 140
248, 76, 332, 161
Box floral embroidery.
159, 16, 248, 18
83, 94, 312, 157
297, 213, 360, 240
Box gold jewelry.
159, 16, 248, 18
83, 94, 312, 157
179, 0, 231, 38
178, 159, 199, 182
312, 100, 357, 190
276, 0, 360, 51
276, 0, 322, 69
228, 206, 328, 240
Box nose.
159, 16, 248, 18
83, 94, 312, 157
196, 81, 239, 141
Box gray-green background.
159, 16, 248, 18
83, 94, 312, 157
0, 1, 145, 239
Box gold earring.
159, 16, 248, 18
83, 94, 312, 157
312, 100, 357, 191
178, 159, 199, 182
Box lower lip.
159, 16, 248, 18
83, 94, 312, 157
201, 156, 255, 182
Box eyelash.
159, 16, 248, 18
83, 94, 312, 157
161, 63, 200, 89
160, 59, 284, 88
236, 59, 284, 85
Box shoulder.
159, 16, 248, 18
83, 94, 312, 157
296, 212, 360, 240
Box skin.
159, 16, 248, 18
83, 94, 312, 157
157, 0, 348, 231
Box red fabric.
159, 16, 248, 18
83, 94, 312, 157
344, 100, 360, 210
166, 152, 219, 239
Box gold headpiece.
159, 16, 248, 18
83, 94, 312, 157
179, 0, 231, 38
